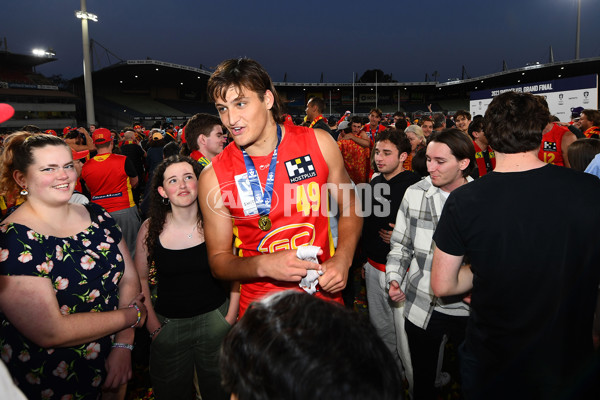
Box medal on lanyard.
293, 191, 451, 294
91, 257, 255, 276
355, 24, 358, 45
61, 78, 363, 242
369, 124, 379, 140
241, 125, 282, 232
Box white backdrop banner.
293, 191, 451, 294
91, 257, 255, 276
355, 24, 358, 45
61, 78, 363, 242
470, 74, 598, 122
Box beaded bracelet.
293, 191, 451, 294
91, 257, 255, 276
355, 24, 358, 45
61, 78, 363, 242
112, 342, 134, 351
129, 303, 141, 329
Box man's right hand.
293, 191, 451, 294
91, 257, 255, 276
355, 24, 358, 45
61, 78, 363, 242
388, 280, 406, 302
257, 249, 322, 282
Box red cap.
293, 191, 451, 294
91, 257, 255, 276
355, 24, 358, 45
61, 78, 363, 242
92, 128, 112, 145
62, 126, 72, 135
0, 103, 15, 124
71, 148, 90, 161
45, 129, 57, 136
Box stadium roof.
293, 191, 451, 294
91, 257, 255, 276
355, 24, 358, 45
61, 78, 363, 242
0, 50, 57, 69
77, 56, 600, 95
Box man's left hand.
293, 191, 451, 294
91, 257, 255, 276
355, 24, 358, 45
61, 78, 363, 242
318, 256, 350, 293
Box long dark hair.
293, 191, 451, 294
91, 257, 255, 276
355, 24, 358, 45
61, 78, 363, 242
144, 155, 204, 266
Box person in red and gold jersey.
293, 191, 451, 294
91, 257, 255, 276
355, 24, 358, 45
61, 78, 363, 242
81, 128, 141, 256
580, 109, 600, 139
183, 113, 227, 167
337, 116, 371, 184
362, 108, 387, 145
198, 58, 362, 317
468, 116, 496, 176
538, 117, 577, 167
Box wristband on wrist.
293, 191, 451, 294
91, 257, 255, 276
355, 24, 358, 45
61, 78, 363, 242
149, 318, 169, 339
112, 342, 134, 351
149, 325, 162, 339
129, 303, 141, 329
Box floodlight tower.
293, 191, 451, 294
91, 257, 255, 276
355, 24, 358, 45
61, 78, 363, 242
75, 0, 98, 127
575, 0, 581, 59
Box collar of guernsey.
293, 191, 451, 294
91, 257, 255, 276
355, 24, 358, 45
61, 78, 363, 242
240, 124, 282, 217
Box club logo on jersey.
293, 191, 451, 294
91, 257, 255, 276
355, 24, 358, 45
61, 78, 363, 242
285, 155, 317, 183
543, 141, 557, 152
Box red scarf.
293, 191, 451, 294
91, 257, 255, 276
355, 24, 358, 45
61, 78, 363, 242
119, 140, 135, 147
190, 150, 205, 161
309, 115, 326, 128
473, 141, 496, 177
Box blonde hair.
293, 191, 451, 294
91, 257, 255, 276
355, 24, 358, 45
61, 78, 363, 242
404, 125, 426, 147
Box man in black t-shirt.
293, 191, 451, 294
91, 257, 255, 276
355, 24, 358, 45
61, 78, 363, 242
431, 92, 600, 399
362, 130, 420, 389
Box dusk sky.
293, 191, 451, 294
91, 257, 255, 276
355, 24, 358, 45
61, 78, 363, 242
4, 0, 600, 83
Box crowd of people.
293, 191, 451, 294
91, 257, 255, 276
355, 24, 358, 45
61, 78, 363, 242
0, 57, 599, 400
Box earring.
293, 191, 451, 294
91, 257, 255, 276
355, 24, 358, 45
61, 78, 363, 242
161, 197, 170, 205
20, 187, 28, 196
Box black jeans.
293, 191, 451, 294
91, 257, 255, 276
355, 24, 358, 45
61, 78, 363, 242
405, 311, 467, 399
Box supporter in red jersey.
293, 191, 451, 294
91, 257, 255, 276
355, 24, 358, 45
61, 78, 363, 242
198, 58, 362, 317
538, 119, 576, 167
183, 113, 226, 167
468, 116, 496, 176
580, 109, 600, 139
362, 108, 387, 144
337, 116, 371, 184
81, 128, 141, 256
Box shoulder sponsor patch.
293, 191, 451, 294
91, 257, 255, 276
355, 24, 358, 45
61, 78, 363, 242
285, 155, 317, 183
543, 141, 557, 152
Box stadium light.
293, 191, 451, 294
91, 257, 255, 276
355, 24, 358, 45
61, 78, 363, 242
77, 0, 96, 128
32, 48, 56, 58
75, 11, 98, 22
575, 0, 580, 59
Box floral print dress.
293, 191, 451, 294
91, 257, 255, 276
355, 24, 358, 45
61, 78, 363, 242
0, 203, 124, 400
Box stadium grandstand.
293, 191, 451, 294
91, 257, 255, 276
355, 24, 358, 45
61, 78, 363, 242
0, 44, 79, 133
2, 44, 599, 131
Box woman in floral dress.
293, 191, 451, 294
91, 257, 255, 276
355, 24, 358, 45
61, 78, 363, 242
0, 132, 147, 399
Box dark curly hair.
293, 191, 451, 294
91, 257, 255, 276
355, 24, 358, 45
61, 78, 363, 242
484, 91, 549, 154
220, 291, 404, 400
144, 155, 204, 266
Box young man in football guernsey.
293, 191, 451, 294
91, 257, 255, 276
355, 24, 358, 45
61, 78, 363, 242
184, 113, 227, 166
198, 58, 362, 317
361, 108, 387, 145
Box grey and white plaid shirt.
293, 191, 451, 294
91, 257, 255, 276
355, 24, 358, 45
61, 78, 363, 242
386, 176, 471, 329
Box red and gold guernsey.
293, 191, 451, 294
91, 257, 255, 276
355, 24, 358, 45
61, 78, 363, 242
538, 124, 568, 166
211, 124, 342, 315
81, 153, 136, 212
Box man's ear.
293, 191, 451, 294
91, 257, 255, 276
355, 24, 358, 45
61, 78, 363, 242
197, 134, 207, 148
458, 158, 470, 171
399, 152, 408, 163
264, 90, 275, 110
